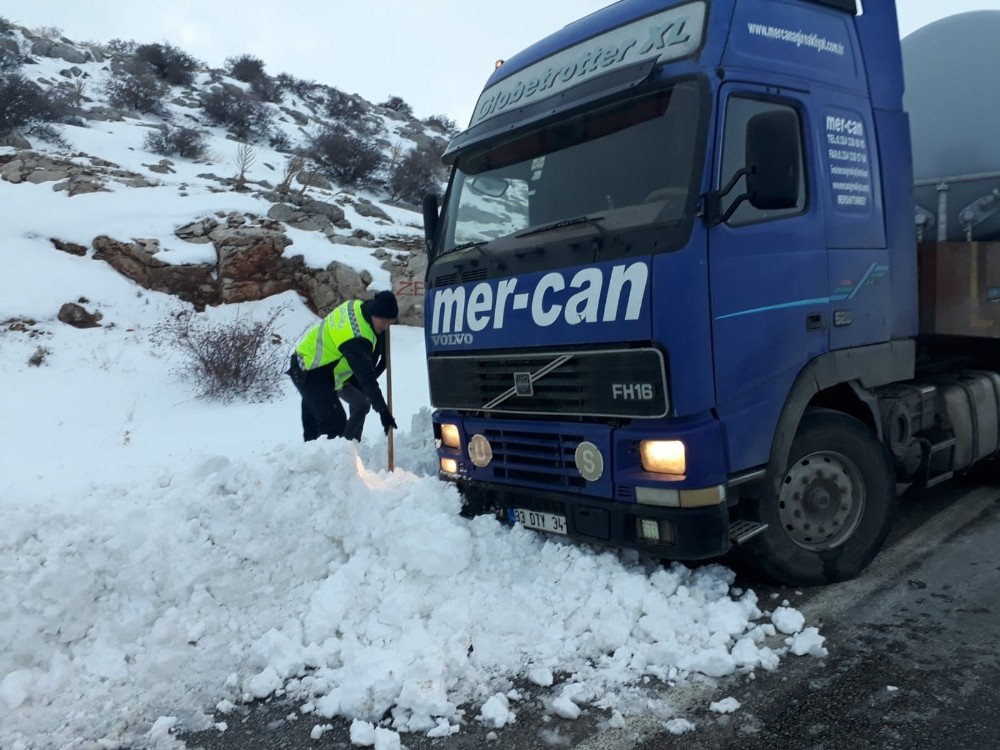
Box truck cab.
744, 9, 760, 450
421, 1, 954, 586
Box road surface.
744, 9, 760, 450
183, 479, 1000, 750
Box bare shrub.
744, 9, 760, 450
33, 26, 63, 40
105, 38, 136, 55
0, 17, 13, 33
325, 87, 364, 121
0, 71, 63, 135
276, 73, 317, 100
226, 53, 266, 83
424, 114, 459, 136
201, 86, 273, 141
104, 72, 166, 113
144, 125, 207, 159
0, 47, 27, 71
268, 128, 292, 151
388, 145, 445, 204
249, 75, 283, 104
307, 124, 385, 190
25, 123, 71, 147
135, 42, 200, 86
378, 95, 413, 117
150, 307, 287, 403
28, 346, 50, 367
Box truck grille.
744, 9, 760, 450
483, 427, 587, 489
429, 347, 668, 418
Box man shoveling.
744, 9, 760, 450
287, 290, 398, 442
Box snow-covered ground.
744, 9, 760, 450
1, 32, 825, 750
0, 180, 826, 750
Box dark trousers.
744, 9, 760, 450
288, 356, 346, 442
340, 379, 371, 441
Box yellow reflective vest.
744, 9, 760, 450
295, 300, 376, 389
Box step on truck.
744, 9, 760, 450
420, 0, 1000, 586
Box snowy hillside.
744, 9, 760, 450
1, 22, 825, 750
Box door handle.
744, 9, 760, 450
806, 313, 826, 331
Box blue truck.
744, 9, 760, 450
420, 0, 1000, 586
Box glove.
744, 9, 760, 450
380, 411, 398, 435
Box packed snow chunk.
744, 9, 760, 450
311, 723, 333, 740
245, 665, 283, 699
529, 666, 554, 687
788, 626, 828, 657
771, 606, 805, 635
678, 647, 736, 678
550, 683, 588, 721
1, 670, 33, 710
664, 717, 696, 734
374, 727, 401, 750
147, 716, 178, 742
479, 693, 516, 728
250, 627, 306, 681
350, 719, 376, 746
426, 718, 460, 738
709, 697, 741, 714
608, 710, 627, 729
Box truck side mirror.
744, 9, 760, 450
707, 109, 801, 226
746, 110, 800, 210
422, 193, 439, 253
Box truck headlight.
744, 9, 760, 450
440, 423, 461, 449
440, 457, 459, 474
639, 440, 686, 475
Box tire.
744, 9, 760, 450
739, 408, 897, 586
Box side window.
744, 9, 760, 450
720, 96, 806, 225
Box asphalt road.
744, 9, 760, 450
182, 479, 1000, 750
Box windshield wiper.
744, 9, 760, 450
442, 240, 488, 256
517, 215, 607, 239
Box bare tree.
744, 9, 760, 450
277, 154, 305, 194
387, 140, 405, 171
71, 78, 87, 107
233, 142, 256, 191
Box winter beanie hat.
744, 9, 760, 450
370, 290, 399, 319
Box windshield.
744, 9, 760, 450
438, 79, 703, 254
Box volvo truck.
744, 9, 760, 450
421, 0, 1000, 586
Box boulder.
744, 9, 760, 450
354, 198, 392, 222
58, 302, 102, 328
30, 39, 90, 64
210, 225, 295, 303
92, 235, 216, 310
51, 239, 88, 256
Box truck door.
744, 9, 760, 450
708, 86, 828, 472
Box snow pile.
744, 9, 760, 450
0, 429, 821, 748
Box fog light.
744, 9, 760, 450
440, 423, 461, 449
440, 457, 458, 474
639, 440, 686, 475
638, 518, 660, 540
636, 518, 675, 544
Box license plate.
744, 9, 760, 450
508, 508, 568, 535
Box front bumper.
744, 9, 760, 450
456, 479, 730, 560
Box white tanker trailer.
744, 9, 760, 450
904, 11, 1000, 242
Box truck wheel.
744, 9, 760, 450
740, 409, 897, 586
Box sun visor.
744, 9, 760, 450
443, 58, 659, 165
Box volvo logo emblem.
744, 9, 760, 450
514, 372, 533, 396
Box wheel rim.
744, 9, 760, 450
777, 449, 865, 551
